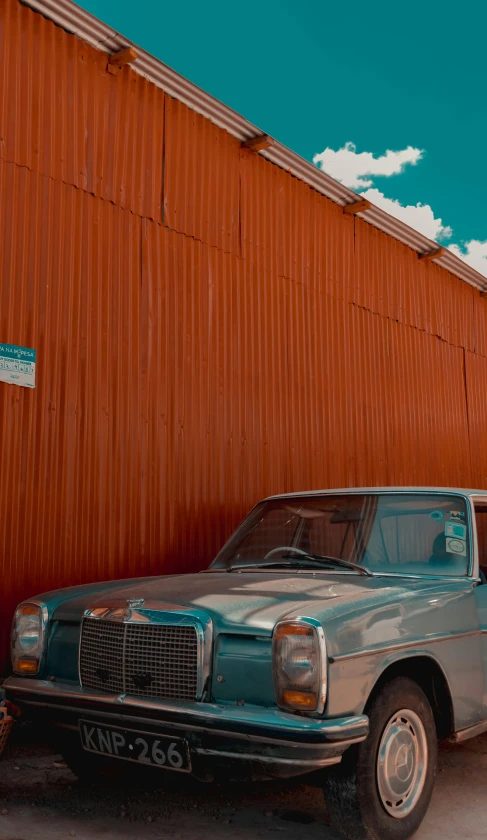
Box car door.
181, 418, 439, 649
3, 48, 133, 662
472, 497, 487, 710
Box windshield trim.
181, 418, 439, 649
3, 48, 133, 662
223, 556, 373, 576
204, 567, 475, 581
264, 488, 473, 502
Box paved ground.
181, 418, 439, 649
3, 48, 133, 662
0, 725, 486, 840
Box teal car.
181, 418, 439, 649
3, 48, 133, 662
6, 488, 487, 840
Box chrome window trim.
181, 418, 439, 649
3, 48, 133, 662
220, 570, 474, 581
265, 488, 480, 502
468, 494, 487, 581
11, 599, 49, 676
272, 616, 328, 717
79, 601, 213, 701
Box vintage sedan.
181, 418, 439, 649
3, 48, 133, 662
5, 488, 487, 840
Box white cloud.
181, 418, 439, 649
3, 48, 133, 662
448, 241, 487, 277
313, 141, 423, 190
313, 140, 487, 278
359, 188, 453, 242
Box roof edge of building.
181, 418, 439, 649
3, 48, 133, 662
23, 0, 487, 293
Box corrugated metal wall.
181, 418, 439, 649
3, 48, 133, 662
1, 0, 487, 668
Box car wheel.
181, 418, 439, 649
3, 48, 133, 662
323, 676, 438, 840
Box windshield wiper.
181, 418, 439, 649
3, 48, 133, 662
304, 553, 372, 576
227, 552, 372, 577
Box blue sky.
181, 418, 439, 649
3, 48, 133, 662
81, 0, 486, 275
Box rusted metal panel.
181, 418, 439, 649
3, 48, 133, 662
240, 149, 355, 292
354, 219, 476, 351
426, 261, 476, 351
283, 285, 393, 490
163, 97, 240, 253
239, 150, 283, 277
0, 0, 164, 220
465, 352, 487, 487
0, 158, 142, 666
281, 171, 355, 297
387, 320, 471, 487
473, 296, 487, 357
17, 0, 487, 292
141, 221, 292, 561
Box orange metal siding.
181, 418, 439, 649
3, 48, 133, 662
0, 159, 143, 660
473, 296, 487, 357
285, 289, 393, 490
164, 97, 240, 253
0, 0, 164, 220
354, 218, 476, 350
465, 352, 487, 487
1, 0, 486, 669
240, 149, 355, 292
387, 321, 471, 486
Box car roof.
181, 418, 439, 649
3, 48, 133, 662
264, 487, 487, 501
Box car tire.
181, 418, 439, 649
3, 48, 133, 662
323, 677, 438, 840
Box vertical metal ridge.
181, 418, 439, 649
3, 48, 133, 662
465, 352, 487, 487
353, 218, 476, 349
10, 0, 487, 292
239, 149, 355, 293
0, 0, 164, 220
163, 96, 240, 254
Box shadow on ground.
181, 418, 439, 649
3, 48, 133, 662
0, 722, 486, 840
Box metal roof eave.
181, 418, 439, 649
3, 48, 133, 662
24, 0, 487, 293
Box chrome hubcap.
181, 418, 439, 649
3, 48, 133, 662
377, 709, 428, 819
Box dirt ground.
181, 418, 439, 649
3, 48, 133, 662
0, 724, 486, 840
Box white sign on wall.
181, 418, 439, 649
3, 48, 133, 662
0, 343, 36, 388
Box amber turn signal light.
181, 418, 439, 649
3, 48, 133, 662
12, 658, 39, 674
282, 690, 317, 710
274, 623, 314, 640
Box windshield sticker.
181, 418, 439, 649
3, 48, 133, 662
450, 510, 465, 522
430, 511, 444, 522
445, 521, 467, 540
446, 537, 466, 556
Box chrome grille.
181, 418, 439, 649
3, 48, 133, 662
79, 619, 199, 701
79, 619, 124, 695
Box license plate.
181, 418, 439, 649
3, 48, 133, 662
79, 721, 191, 772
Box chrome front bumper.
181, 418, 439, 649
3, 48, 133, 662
5, 677, 369, 778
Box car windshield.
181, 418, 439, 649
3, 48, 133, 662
209, 493, 470, 577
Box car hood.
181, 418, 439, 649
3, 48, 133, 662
51, 571, 392, 635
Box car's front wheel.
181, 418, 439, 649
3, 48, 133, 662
323, 677, 438, 840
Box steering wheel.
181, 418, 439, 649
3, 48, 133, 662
263, 546, 310, 561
